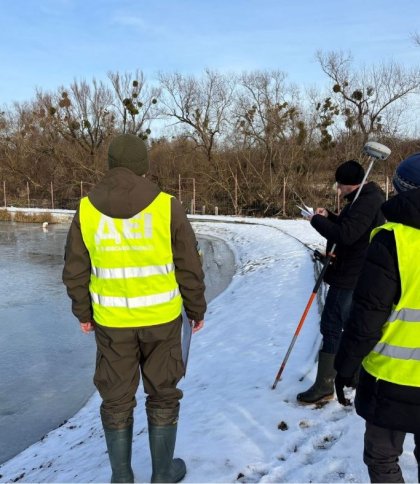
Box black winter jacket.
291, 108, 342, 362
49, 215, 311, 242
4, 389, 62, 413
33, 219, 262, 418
335, 187, 420, 434
311, 182, 385, 289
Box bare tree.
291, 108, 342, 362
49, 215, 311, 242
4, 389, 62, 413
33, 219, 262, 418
0, 105, 40, 186
108, 70, 160, 137
227, 71, 309, 214
36, 78, 115, 175
0, 101, 75, 205
235, 70, 306, 173
158, 69, 236, 162
317, 51, 420, 140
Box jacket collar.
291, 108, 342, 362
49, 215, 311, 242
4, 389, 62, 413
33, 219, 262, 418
382, 188, 420, 230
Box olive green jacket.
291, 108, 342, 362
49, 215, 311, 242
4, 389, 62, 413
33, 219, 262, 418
62, 167, 206, 324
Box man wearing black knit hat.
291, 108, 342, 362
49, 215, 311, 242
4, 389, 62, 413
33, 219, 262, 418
334, 152, 420, 482
63, 134, 206, 483
297, 159, 385, 405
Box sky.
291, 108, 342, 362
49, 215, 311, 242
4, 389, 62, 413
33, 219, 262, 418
0, 216, 417, 482
1, 0, 420, 105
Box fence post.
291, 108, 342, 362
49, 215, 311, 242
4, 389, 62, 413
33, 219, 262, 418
385, 176, 389, 201
215, 206, 219, 216
234, 173, 238, 215
178, 174, 182, 202
202, 205, 206, 215
80, 181, 84, 199
337, 187, 341, 212
192, 177, 196, 215
27, 181, 30, 208
3, 181, 6, 208
282, 178, 286, 217
50, 181, 54, 209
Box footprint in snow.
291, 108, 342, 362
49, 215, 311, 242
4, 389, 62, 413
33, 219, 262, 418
313, 432, 340, 450
236, 463, 269, 483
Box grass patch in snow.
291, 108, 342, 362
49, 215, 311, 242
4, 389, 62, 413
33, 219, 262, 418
0, 209, 12, 221
13, 212, 56, 224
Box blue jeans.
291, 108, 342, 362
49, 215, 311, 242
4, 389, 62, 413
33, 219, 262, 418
320, 285, 353, 354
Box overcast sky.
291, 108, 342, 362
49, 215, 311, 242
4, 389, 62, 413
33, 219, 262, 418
1, 0, 419, 105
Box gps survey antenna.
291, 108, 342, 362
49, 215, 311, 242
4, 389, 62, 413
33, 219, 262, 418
351, 141, 392, 205
363, 141, 392, 161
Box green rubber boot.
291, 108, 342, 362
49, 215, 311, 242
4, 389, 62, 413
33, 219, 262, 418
148, 423, 186, 483
103, 425, 134, 483
297, 351, 336, 404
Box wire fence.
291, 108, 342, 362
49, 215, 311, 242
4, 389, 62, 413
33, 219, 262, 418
0, 177, 257, 215
1, 180, 97, 211
1, 175, 392, 218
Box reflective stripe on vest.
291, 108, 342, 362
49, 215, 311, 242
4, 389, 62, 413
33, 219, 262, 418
372, 342, 420, 361
388, 308, 420, 323
79, 193, 182, 328
362, 222, 420, 387
90, 287, 180, 308
91, 263, 175, 279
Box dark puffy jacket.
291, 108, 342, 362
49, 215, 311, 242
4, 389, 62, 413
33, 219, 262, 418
311, 182, 385, 289
335, 187, 420, 434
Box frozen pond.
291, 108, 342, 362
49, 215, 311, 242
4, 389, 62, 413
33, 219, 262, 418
0, 221, 234, 464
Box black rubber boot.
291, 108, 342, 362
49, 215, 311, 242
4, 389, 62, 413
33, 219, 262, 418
148, 423, 186, 483
103, 425, 134, 483
297, 351, 336, 404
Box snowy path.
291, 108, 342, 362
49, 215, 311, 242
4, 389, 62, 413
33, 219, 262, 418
0, 218, 417, 483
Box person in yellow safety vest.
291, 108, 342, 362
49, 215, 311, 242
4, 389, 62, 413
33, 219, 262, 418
63, 134, 206, 483
334, 152, 420, 483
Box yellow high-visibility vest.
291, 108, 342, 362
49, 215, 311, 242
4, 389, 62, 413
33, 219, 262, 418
362, 222, 420, 386
79, 193, 182, 328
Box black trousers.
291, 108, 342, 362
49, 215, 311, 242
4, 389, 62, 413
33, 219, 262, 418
364, 421, 420, 483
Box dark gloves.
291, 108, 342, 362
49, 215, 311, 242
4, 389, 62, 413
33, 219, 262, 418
313, 250, 328, 264
313, 249, 336, 266
334, 374, 354, 406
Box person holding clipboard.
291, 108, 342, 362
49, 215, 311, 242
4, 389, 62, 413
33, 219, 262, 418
296, 160, 385, 405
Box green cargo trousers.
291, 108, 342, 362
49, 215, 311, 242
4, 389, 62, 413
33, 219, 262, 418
93, 316, 184, 429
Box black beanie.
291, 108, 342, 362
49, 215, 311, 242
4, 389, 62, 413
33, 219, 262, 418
108, 134, 149, 176
335, 160, 365, 185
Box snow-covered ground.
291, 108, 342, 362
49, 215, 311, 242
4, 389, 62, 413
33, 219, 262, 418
0, 217, 417, 483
